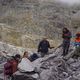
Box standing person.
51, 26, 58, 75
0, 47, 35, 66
38, 38, 54, 57
18, 51, 35, 72
62, 28, 72, 56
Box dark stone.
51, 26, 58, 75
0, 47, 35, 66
12, 74, 37, 80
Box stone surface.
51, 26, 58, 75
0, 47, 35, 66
0, 42, 80, 80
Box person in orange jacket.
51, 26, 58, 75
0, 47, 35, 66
72, 33, 80, 58
75, 32, 80, 47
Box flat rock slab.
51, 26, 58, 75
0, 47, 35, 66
12, 71, 37, 80
12, 75, 36, 80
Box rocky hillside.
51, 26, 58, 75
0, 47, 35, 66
0, 41, 80, 80
0, 0, 80, 48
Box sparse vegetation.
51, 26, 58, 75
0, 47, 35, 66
0, 0, 80, 48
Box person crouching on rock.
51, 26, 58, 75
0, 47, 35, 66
62, 28, 72, 56
38, 37, 54, 57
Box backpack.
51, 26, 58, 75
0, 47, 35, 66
30, 53, 39, 61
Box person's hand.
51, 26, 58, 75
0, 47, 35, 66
50, 47, 54, 49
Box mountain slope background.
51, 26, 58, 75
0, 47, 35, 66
0, 0, 80, 48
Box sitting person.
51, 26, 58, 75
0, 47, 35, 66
18, 51, 35, 72
12, 52, 39, 80
4, 54, 21, 80
72, 32, 80, 59
75, 32, 80, 47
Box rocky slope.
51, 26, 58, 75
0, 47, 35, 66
0, 0, 80, 48
0, 42, 80, 80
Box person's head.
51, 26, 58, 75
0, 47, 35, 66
63, 27, 69, 33
23, 51, 28, 58
43, 37, 47, 41
76, 32, 80, 38
14, 54, 21, 62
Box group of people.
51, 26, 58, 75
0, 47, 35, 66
4, 51, 38, 80
38, 27, 80, 57
4, 27, 80, 80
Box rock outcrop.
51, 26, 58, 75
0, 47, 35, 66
0, 42, 80, 80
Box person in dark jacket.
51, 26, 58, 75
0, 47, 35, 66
38, 38, 53, 57
62, 28, 72, 56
